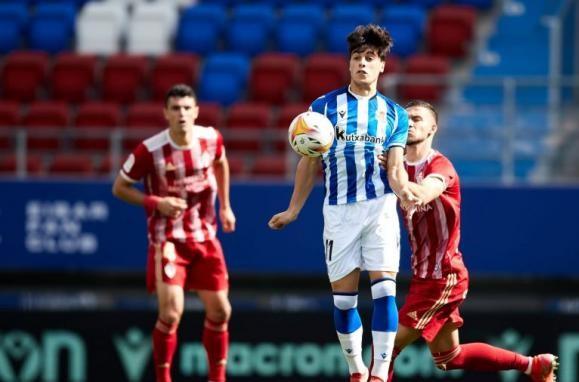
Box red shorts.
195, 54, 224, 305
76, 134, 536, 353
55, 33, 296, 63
399, 268, 469, 342
146, 238, 229, 293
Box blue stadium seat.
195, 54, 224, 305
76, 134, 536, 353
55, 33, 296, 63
276, 4, 325, 57
452, 0, 494, 9
198, 53, 250, 105
452, 159, 502, 180
326, 4, 375, 53
405, 0, 444, 8
176, 4, 226, 55
0, 3, 27, 53
28, 3, 76, 53
381, 5, 426, 57
226, 4, 275, 56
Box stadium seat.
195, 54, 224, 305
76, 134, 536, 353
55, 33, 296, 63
381, 5, 426, 57
249, 53, 300, 105
176, 4, 226, 55
198, 53, 250, 105
74, 102, 122, 150
0, 3, 28, 53
302, 53, 349, 103
48, 153, 94, 176
250, 155, 287, 177
378, 55, 402, 95
428, 5, 477, 58
28, 3, 76, 53
276, 4, 325, 57
272, 103, 309, 152
124, 102, 165, 150
50, 53, 97, 102
197, 102, 222, 129
1, 51, 49, 101
127, 2, 178, 56
0, 154, 43, 175
453, 0, 494, 9
226, 4, 275, 56
224, 102, 271, 152
406, 0, 444, 8
151, 53, 199, 101
399, 54, 450, 102
101, 55, 148, 104
0, 101, 20, 149
76, 2, 127, 55
23, 101, 70, 150
226, 155, 246, 178
326, 4, 375, 53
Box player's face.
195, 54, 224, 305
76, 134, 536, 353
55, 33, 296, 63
349, 48, 385, 87
164, 96, 199, 133
406, 106, 437, 146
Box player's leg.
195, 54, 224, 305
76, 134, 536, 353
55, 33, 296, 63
198, 289, 231, 382
386, 324, 422, 382
149, 242, 187, 382
428, 322, 558, 381
324, 203, 368, 381
363, 194, 400, 382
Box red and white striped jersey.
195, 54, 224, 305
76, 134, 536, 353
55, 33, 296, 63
121, 127, 224, 244
403, 150, 466, 279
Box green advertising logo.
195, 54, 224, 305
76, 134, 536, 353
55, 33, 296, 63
114, 328, 152, 382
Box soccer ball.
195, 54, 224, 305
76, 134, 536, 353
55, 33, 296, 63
288, 111, 335, 157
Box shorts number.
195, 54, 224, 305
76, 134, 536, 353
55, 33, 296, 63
325, 239, 334, 261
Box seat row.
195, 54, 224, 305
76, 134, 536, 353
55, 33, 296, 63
0, 1, 478, 59
0, 51, 451, 105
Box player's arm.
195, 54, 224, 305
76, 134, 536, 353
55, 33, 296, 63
213, 153, 236, 233
268, 156, 320, 230
406, 176, 446, 205
385, 147, 417, 205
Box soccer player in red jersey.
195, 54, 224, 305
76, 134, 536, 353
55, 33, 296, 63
378, 100, 558, 382
112, 84, 236, 382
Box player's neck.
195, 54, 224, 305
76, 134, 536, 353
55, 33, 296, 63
168, 128, 193, 147
349, 82, 376, 98
406, 142, 432, 163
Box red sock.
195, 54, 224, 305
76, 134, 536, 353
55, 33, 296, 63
202, 319, 229, 382
386, 347, 401, 382
152, 319, 178, 382
433, 343, 530, 372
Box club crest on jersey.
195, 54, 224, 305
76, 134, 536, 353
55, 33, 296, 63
375, 108, 386, 121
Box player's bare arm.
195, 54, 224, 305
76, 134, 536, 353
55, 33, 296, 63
112, 175, 186, 218
384, 147, 419, 206
406, 176, 446, 205
213, 153, 236, 233
268, 156, 320, 230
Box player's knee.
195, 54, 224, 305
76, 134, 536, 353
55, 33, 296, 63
159, 309, 182, 326
207, 302, 231, 323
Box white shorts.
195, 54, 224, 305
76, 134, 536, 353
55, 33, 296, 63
322, 193, 400, 283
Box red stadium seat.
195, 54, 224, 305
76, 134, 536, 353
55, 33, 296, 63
0, 101, 21, 149
399, 54, 450, 103
302, 53, 349, 103
226, 155, 246, 178
250, 155, 287, 177
124, 102, 165, 150
224, 102, 271, 152
48, 153, 94, 176
1, 51, 49, 101
250, 53, 300, 104
51, 53, 97, 102
102, 55, 148, 104
272, 103, 309, 152
74, 102, 122, 150
151, 53, 199, 100
0, 154, 43, 175
378, 55, 402, 94
197, 102, 222, 129
23, 101, 70, 150
428, 5, 476, 58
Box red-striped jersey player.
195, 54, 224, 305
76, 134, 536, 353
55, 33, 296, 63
113, 84, 235, 382
378, 100, 558, 382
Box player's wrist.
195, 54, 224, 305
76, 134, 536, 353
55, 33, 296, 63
143, 195, 161, 214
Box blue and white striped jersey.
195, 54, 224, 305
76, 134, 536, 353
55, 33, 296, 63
310, 86, 409, 205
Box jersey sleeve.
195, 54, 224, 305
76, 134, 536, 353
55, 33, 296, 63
120, 143, 153, 183
385, 105, 409, 150
215, 128, 225, 160
309, 96, 327, 115
426, 155, 457, 189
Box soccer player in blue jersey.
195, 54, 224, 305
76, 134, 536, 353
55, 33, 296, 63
269, 25, 414, 382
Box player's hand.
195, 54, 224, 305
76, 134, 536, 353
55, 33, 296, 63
268, 210, 297, 230
220, 207, 236, 233
157, 197, 187, 218
377, 153, 388, 169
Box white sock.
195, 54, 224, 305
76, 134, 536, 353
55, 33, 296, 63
337, 326, 367, 374
524, 356, 533, 374
371, 330, 396, 379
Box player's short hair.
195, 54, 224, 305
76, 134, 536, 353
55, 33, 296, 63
347, 24, 394, 60
164, 84, 196, 107
406, 99, 438, 123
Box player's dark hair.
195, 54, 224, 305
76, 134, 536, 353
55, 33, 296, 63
347, 24, 394, 60
165, 84, 196, 107
406, 99, 438, 123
